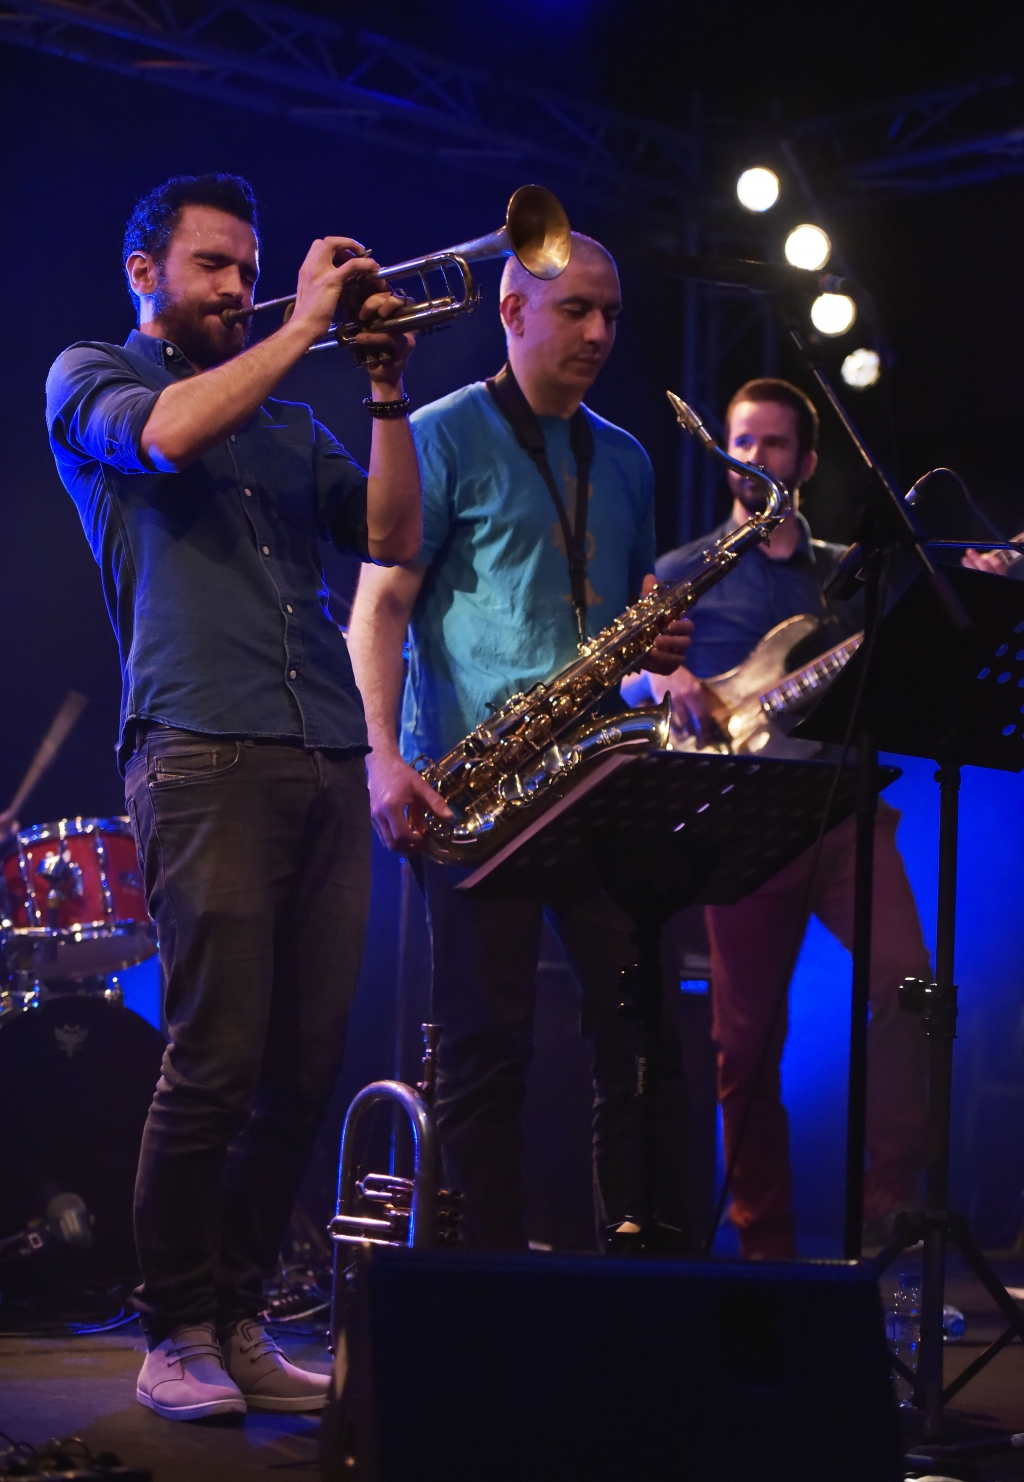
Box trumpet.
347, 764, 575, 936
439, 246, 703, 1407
222, 184, 570, 354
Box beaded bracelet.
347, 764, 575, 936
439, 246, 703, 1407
363, 395, 411, 419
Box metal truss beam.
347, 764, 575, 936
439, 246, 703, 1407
0, 0, 699, 221
784, 74, 1024, 206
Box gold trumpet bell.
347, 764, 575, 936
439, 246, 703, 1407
462, 184, 571, 281
508, 184, 572, 280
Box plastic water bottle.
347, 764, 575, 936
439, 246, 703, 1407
943, 1304, 966, 1342
885, 1273, 920, 1407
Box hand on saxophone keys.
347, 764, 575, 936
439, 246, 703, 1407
368, 752, 454, 854
629, 573, 694, 675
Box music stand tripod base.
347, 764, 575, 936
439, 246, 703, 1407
798, 564, 1024, 1445
461, 748, 900, 1258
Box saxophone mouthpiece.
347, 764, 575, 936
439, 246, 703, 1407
666, 391, 716, 448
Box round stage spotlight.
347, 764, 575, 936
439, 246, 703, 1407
811, 292, 857, 336
784, 223, 831, 271
841, 348, 881, 388
736, 167, 780, 213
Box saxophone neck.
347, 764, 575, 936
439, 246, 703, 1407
666, 389, 791, 534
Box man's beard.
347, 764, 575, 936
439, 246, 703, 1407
730, 468, 795, 515
152, 278, 247, 368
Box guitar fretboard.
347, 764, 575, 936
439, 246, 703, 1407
760, 631, 864, 718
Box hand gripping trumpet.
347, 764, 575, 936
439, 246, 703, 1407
414, 392, 791, 864
222, 184, 570, 357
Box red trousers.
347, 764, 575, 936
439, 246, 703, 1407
705, 801, 930, 1258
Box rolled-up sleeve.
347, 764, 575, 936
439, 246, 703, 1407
46, 344, 162, 474
313, 419, 370, 558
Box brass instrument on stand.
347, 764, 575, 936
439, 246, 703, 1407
414, 393, 791, 865
329, 1024, 460, 1253
327, 1024, 460, 1352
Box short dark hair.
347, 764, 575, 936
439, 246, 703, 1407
725, 377, 819, 456
123, 173, 258, 297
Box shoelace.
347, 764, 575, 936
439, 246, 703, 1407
234, 1321, 284, 1359
169, 1334, 224, 1366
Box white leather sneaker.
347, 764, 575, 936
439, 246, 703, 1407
219, 1318, 330, 1412
137, 1321, 247, 1421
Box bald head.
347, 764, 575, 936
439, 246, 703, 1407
500, 231, 618, 307
498, 231, 622, 417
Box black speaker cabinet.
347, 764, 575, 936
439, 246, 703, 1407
321, 1248, 903, 1482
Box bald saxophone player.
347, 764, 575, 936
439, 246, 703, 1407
46, 172, 420, 1420
348, 231, 695, 1253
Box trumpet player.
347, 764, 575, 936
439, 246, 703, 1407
45, 173, 420, 1420
348, 232, 693, 1253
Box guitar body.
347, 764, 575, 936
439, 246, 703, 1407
673, 614, 833, 759
703, 614, 821, 710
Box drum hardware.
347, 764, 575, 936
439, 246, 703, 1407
0, 690, 88, 838
223, 185, 571, 360
0, 817, 156, 981
0, 1192, 92, 1266
0, 991, 166, 1286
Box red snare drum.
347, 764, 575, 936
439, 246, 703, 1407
0, 817, 156, 980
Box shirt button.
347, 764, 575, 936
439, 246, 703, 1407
230, 435, 237, 443
285, 604, 293, 614
261, 545, 270, 556
244, 487, 252, 497
163, 345, 173, 357
289, 669, 297, 680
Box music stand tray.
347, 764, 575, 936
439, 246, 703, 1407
796, 564, 1024, 1448
461, 749, 899, 1253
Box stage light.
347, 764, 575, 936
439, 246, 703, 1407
784, 223, 831, 271
810, 292, 857, 336
736, 167, 779, 213
841, 348, 881, 388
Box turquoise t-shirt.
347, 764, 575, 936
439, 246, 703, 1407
400, 381, 656, 765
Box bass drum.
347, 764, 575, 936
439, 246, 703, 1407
0, 993, 166, 1283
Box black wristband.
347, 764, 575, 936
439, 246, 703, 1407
363, 395, 411, 419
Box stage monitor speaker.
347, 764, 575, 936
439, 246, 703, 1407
321, 1248, 903, 1482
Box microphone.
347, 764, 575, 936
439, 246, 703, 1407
46, 1191, 93, 1249
664, 253, 853, 296
0, 1192, 93, 1263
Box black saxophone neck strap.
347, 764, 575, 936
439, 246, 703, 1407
485, 362, 595, 643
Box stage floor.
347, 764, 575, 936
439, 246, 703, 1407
3, 1261, 1024, 1480
0, 1327, 330, 1481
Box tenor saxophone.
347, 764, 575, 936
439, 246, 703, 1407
416, 392, 790, 863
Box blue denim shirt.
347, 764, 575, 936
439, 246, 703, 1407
656, 513, 860, 678
46, 330, 372, 769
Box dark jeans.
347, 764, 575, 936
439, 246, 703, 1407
125, 728, 371, 1344
418, 856, 690, 1251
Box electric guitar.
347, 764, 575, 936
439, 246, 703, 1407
669, 614, 864, 759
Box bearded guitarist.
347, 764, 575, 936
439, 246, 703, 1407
624, 377, 931, 1258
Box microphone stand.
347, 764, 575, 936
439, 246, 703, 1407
783, 327, 970, 1261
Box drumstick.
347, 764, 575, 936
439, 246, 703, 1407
2, 691, 89, 825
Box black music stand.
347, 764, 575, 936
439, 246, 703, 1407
461, 749, 900, 1255
796, 563, 1024, 1446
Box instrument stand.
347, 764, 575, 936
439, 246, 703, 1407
460, 747, 899, 1260
798, 562, 1024, 1446
782, 328, 970, 1259
606, 885, 693, 1256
